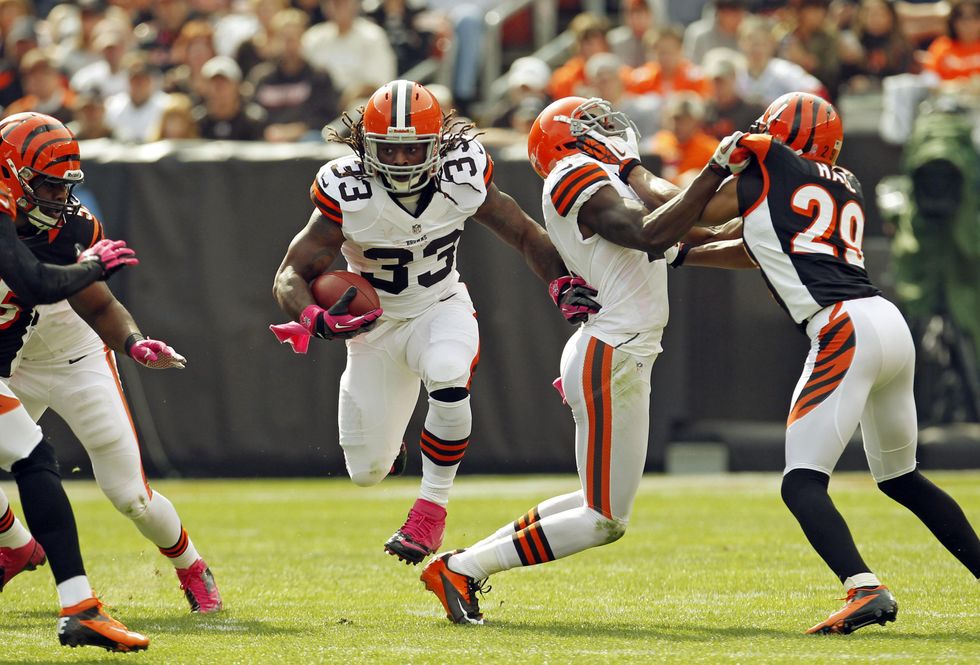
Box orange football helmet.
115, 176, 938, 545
0, 112, 83, 230
528, 97, 637, 178
361, 80, 442, 194
750, 92, 843, 165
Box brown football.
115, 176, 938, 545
310, 271, 381, 315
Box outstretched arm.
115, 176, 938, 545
471, 183, 566, 283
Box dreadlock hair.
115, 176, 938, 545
325, 109, 485, 205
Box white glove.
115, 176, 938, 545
708, 131, 752, 176
577, 127, 641, 182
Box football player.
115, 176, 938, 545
0, 113, 222, 616
659, 92, 980, 634
419, 97, 746, 624
272, 80, 599, 566
0, 112, 150, 651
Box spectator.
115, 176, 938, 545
701, 48, 765, 138
70, 30, 132, 99
236, 0, 288, 78
0, 15, 38, 108
104, 53, 169, 142
53, 0, 112, 77
484, 56, 551, 129
301, 0, 396, 103
735, 15, 823, 105
366, 0, 434, 75
684, 0, 746, 65
777, 0, 842, 97
831, 0, 861, 33
67, 91, 113, 139
549, 13, 609, 99
584, 52, 663, 139
609, 0, 658, 67
193, 55, 267, 139
250, 8, 338, 142
628, 25, 709, 97
164, 19, 216, 103
149, 92, 200, 140
924, 0, 980, 82
4, 49, 75, 123
137, 0, 195, 71
647, 91, 719, 185
839, 0, 916, 93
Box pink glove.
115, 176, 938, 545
126, 336, 186, 369
78, 238, 138, 279
549, 275, 601, 324
269, 321, 312, 354
300, 286, 382, 340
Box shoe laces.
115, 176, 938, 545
468, 577, 492, 600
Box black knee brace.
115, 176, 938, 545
10, 439, 60, 480
430, 387, 469, 403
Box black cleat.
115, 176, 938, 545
806, 585, 898, 635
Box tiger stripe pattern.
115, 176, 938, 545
582, 337, 614, 519
550, 162, 610, 216
420, 428, 468, 467
788, 303, 856, 425
512, 521, 556, 566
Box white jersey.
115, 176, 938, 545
311, 141, 493, 321
21, 301, 103, 363
542, 153, 668, 356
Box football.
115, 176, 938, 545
310, 270, 380, 315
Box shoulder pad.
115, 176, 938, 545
311, 154, 374, 223
438, 138, 493, 195
65, 204, 104, 248
544, 154, 613, 217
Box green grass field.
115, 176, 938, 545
2, 473, 978, 664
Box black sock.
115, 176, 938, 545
782, 468, 870, 582
878, 470, 980, 578
11, 452, 85, 584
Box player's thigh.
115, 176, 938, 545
785, 303, 878, 475
859, 302, 918, 481
0, 380, 43, 471
407, 295, 479, 392
339, 338, 420, 468
562, 332, 654, 522
7, 361, 53, 422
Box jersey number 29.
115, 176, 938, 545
790, 184, 865, 267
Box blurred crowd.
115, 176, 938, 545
0, 0, 976, 175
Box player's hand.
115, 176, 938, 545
576, 127, 641, 183
77, 239, 139, 279
662, 242, 690, 268
0, 182, 17, 219
549, 275, 601, 324
708, 131, 752, 177
301, 286, 382, 340
128, 338, 187, 369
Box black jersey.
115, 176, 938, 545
0, 208, 102, 376
736, 135, 880, 324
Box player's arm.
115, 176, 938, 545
273, 211, 345, 320
68, 283, 187, 368
623, 166, 681, 212
472, 183, 566, 283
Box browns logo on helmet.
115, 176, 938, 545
527, 97, 638, 179
750, 92, 843, 165
0, 111, 84, 230
360, 80, 443, 194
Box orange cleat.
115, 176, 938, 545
420, 552, 487, 625
0, 538, 46, 591
806, 585, 898, 635
57, 597, 150, 652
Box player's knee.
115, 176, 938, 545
877, 469, 922, 502
349, 467, 387, 487
587, 507, 628, 544
423, 345, 473, 385
10, 440, 60, 480
105, 485, 152, 520
781, 468, 830, 510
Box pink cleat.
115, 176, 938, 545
0, 538, 46, 592
176, 559, 222, 613
384, 498, 446, 565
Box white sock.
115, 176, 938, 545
130, 492, 200, 569
419, 395, 471, 506
57, 576, 93, 608
844, 572, 881, 591
0, 506, 33, 549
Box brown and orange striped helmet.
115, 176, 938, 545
750, 92, 843, 165
361, 80, 442, 194
0, 112, 84, 230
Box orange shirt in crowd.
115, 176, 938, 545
924, 36, 980, 80
627, 60, 708, 96
549, 56, 588, 99
648, 130, 719, 185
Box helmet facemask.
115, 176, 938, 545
363, 131, 440, 195
560, 98, 639, 144
11, 161, 84, 231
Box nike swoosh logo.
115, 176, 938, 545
67, 355, 87, 365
